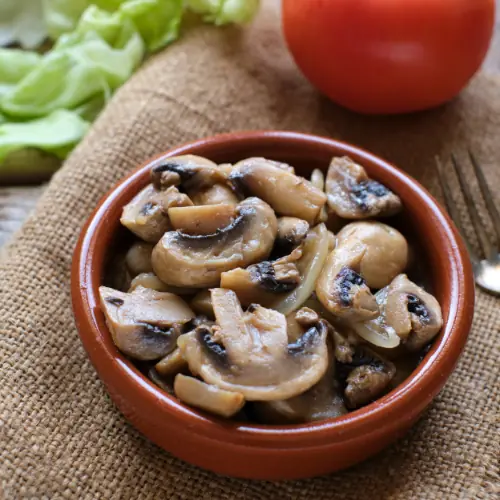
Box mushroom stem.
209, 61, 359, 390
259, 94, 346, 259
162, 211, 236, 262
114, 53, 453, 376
174, 374, 245, 418
168, 204, 237, 235
156, 348, 188, 376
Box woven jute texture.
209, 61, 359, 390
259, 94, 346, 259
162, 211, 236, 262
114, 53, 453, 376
1, 3, 499, 499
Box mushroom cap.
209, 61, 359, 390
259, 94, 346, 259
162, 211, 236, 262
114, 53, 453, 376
220, 246, 302, 307
120, 185, 193, 243
326, 156, 402, 219
230, 158, 326, 224
351, 275, 442, 351
315, 243, 379, 321
177, 288, 329, 401
275, 216, 310, 255
384, 274, 443, 350
150, 155, 224, 191
254, 324, 347, 423
151, 197, 278, 288
128, 272, 169, 293
336, 221, 408, 289
128, 272, 197, 295
99, 286, 195, 360
125, 241, 154, 276
333, 329, 396, 409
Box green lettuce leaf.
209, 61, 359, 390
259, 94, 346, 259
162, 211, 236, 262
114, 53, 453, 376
0, 110, 89, 168
0, 49, 41, 99
186, 0, 260, 25
44, 0, 183, 52
119, 0, 183, 51
0, 0, 259, 177
1, 8, 144, 118
42, 0, 89, 39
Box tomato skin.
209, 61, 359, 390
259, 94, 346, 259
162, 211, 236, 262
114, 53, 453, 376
282, 0, 496, 114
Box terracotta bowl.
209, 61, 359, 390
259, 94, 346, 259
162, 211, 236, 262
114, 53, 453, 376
72, 131, 474, 480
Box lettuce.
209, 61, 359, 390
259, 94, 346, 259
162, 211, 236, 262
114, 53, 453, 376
2, 30, 144, 118
186, 0, 260, 25
0, 110, 89, 174
0, 49, 42, 99
0, 0, 259, 177
43, 0, 92, 39
44, 0, 183, 51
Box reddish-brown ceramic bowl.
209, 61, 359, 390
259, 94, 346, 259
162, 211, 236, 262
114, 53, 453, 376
72, 131, 474, 480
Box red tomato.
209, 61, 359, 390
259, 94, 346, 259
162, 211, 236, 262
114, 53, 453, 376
282, 0, 496, 114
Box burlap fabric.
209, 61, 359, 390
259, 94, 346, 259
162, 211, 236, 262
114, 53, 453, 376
1, 3, 499, 498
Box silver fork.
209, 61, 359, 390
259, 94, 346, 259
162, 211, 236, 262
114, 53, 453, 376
436, 152, 500, 296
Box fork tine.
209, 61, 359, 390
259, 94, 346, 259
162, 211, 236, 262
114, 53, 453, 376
435, 156, 477, 262
451, 154, 494, 260
468, 150, 500, 249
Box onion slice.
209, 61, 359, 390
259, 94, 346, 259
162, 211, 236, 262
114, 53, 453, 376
276, 223, 329, 315
351, 287, 401, 348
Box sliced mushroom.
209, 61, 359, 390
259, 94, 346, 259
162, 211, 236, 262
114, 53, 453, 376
190, 290, 215, 318
125, 242, 154, 276
275, 217, 310, 255
177, 288, 329, 401
230, 158, 326, 224
316, 243, 379, 321
336, 221, 408, 289
275, 223, 330, 315
253, 358, 346, 424
168, 204, 237, 235
152, 197, 278, 288
99, 285, 195, 360
174, 374, 245, 418
384, 274, 443, 350
121, 185, 193, 243
128, 272, 197, 295
353, 275, 442, 351
220, 247, 302, 307
254, 317, 346, 423
150, 155, 225, 191
326, 156, 402, 219
190, 183, 239, 205
155, 348, 188, 376
344, 362, 395, 409
333, 330, 396, 409
294, 306, 321, 329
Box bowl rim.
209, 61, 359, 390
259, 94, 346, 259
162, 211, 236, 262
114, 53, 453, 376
72, 130, 475, 449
